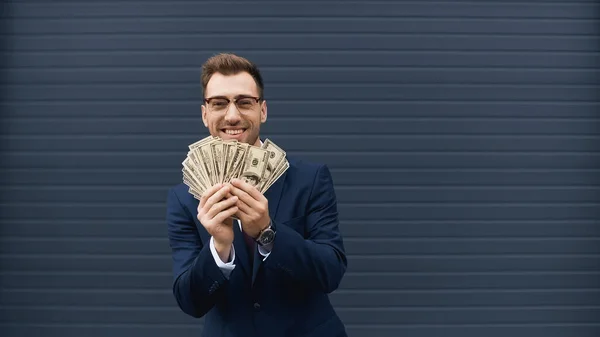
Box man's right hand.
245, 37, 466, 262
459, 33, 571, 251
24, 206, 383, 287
197, 183, 238, 262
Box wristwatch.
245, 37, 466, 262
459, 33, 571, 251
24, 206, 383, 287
256, 222, 276, 246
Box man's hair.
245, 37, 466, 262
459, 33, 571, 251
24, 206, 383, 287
201, 53, 264, 99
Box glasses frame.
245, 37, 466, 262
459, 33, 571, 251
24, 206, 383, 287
203, 95, 263, 114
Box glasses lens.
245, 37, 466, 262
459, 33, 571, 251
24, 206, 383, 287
208, 98, 229, 111
236, 97, 256, 111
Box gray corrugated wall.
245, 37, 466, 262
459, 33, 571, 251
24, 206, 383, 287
1, 1, 599, 337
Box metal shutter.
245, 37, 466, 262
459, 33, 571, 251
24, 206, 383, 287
1, 2, 598, 337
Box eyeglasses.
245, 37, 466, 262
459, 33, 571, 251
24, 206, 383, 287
204, 96, 261, 114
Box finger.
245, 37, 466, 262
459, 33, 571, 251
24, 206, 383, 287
229, 184, 259, 209
199, 183, 224, 208
198, 184, 223, 212
204, 185, 231, 212
222, 213, 234, 225
235, 196, 254, 216
230, 178, 263, 201
233, 206, 251, 226
213, 206, 239, 224
207, 195, 238, 219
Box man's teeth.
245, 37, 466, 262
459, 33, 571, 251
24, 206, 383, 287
225, 129, 243, 135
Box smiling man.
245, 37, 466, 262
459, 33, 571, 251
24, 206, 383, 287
200, 65, 265, 146
165, 53, 348, 337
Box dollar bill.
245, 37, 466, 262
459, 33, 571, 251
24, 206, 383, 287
259, 138, 287, 193
181, 136, 289, 199
225, 142, 248, 183
262, 159, 289, 193
210, 141, 225, 184
238, 146, 269, 188
198, 141, 217, 186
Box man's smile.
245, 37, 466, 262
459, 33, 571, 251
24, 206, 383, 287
220, 127, 248, 140
223, 129, 245, 135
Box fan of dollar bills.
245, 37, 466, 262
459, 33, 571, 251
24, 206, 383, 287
182, 135, 289, 200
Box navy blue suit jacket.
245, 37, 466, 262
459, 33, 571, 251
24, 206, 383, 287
166, 156, 348, 337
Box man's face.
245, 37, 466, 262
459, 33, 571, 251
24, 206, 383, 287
201, 72, 267, 147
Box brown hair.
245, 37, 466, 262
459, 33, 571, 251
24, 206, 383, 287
201, 53, 264, 99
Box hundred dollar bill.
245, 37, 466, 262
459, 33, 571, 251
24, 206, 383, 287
262, 159, 289, 193
182, 136, 289, 199
182, 157, 206, 195
222, 140, 238, 182
188, 137, 216, 187
210, 141, 225, 184
239, 146, 269, 187
188, 135, 214, 151
188, 151, 210, 189
260, 138, 286, 193
227, 143, 249, 183
197, 141, 217, 186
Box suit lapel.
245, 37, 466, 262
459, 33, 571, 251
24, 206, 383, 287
251, 169, 288, 286
264, 169, 287, 220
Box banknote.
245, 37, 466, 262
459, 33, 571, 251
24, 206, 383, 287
182, 136, 289, 199
259, 138, 287, 192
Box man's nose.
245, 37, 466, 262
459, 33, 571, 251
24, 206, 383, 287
224, 102, 242, 122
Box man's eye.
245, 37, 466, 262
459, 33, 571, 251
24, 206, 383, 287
212, 100, 228, 106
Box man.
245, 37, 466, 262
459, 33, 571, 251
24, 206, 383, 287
165, 53, 348, 337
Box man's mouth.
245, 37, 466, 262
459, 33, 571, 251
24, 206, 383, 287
221, 128, 246, 136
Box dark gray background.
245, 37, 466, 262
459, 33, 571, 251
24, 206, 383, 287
1, 1, 599, 337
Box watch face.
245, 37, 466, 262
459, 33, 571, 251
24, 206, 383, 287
259, 229, 275, 245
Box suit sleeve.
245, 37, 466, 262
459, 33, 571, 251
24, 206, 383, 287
166, 188, 230, 318
264, 164, 348, 293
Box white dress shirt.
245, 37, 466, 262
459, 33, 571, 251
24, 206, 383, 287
209, 219, 273, 279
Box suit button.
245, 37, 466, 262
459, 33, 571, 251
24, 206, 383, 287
253, 302, 261, 311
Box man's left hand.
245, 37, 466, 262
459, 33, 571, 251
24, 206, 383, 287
229, 178, 270, 239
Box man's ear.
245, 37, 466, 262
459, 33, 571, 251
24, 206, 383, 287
260, 100, 267, 123
201, 104, 208, 127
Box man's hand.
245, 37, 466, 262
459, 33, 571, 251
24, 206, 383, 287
229, 178, 270, 238
197, 183, 239, 262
